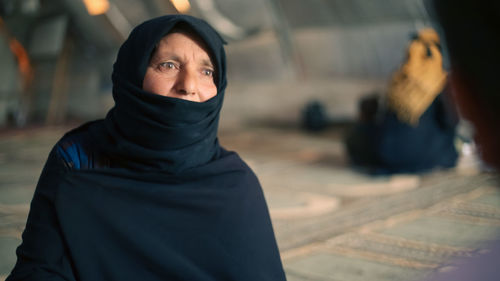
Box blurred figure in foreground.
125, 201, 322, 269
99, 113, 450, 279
421, 1, 500, 280
432, 1, 500, 170
345, 28, 459, 174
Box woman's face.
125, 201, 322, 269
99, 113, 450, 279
143, 31, 217, 102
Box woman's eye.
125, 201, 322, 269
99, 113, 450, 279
159, 62, 177, 70
202, 69, 214, 76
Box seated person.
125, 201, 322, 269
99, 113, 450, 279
6, 15, 286, 281
345, 28, 459, 174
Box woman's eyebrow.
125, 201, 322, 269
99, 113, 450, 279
155, 53, 181, 62
201, 59, 215, 69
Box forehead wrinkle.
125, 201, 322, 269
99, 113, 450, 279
154, 35, 215, 67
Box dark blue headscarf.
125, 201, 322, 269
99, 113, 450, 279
93, 15, 227, 173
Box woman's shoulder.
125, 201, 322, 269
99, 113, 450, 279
216, 148, 259, 178
55, 120, 107, 170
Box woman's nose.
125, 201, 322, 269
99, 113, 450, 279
174, 69, 197, 96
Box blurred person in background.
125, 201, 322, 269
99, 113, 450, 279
6, 15, 286, 281
345, 28, 459, 174
420, 1, 500, 280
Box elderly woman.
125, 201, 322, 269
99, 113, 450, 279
7, 15, 286, 281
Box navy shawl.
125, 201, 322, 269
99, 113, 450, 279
7, 15, 286, 281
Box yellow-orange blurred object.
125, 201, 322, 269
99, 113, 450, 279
8, 38, 33, 83
387, 28, 448, 125
1, 16, 33, 83
170, 0, 191, 13
83, 0, 110, 15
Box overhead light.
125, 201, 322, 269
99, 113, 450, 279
83, 0, 110, 15
170, 0, 191, 13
